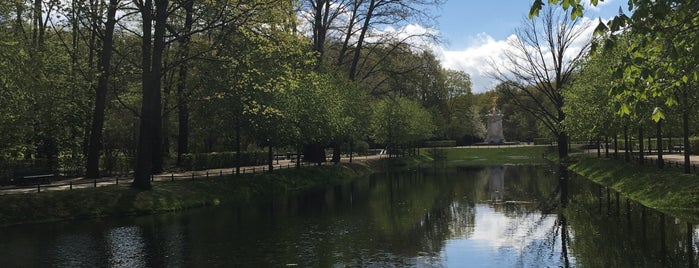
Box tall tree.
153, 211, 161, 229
85, 0, 119, 178
490, 6, 591, 159
133, 0, 168, 189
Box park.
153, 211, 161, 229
2, 0, 699, 267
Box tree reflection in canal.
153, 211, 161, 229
0, 165, 698, 267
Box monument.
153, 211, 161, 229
485, 96, 505, 144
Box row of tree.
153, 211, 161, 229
527, 1, 699, 173
0, 0, 487, 189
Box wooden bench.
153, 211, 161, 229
12, 168, 55, 185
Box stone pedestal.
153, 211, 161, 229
486, 111, 505, 144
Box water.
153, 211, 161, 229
0, 165, 697, 267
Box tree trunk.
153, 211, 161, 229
176, 0, 194, 167
683, 110, 691, 174
348, 0, 375, 80
133, 0, 168, 189
133, 0, 155, 190
638, 125, 644, 165
624, 125, 630, 162
85, 0, 118, 178
235, 117, 241, 175
337, 1, 358, 67
605, 136, 609, 158
557, 132, 568, 159
349, 140, 354, 163
268, 143, 273, 172
614, 134, 618, 159
596, 135, 601, 158
657, 120, 664, 169
331, 142, 341, 163
149, 0, 167, 174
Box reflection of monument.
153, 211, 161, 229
486, 97, 505, 144
488, 166, 505, 203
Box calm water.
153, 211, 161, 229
0, 165, 698, 267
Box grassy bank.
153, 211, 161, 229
0, 163, 372, 227
568, 157, 699, 221
423, 146, 551, 166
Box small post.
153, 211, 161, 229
94, 179, 97, 188
192, 172, 195, 179
206, 171, 209, 178
69, 181, 73, 190
171, 173, 174, 182
116, 177, 119, 185
220, 170, 223, 177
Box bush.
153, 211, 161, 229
353, 140, 370, 154
180, 151, 268, 170
533, 138, 552, 145
424, 140, 457, 148
690, 137, 699, 155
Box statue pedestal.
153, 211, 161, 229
486, 112, 505, 144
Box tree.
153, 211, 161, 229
490, 6, 591, 159
132, 0, 168, 189
85, 0, 119, 178
370, 97, 434, 155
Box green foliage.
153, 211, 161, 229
423, 140, 457, 148
180, 151, 268, 170
370, 97, 435, 146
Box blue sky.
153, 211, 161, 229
425, 0, 625, 92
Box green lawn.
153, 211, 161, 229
423, 146, 551, 166
569, 156, 699, 221
0, 163, 372, 227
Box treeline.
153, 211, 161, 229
534, 1, 699, 173
0, 0, 484, 188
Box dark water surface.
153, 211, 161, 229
1, 165, 698, 267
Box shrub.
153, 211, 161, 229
180, 151, 268, 170
424, 140, 457, 148
533, 138, 552, 145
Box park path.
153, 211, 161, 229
0, 154, 385, 195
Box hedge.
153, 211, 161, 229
180, 151, 268, 170
424, 140, 457, 148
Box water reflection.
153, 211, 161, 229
0, 165, 698, 267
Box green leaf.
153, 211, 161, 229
593, 19, 609, 36
529, 0, 544, 18
651, 107, 665, 122
618, 104, 631, 116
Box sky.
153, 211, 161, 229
425, 0, 625, 93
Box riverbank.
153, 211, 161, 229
0, 163, 372, 227
568, 156, 699, 221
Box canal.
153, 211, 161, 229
0, 164, 697, 267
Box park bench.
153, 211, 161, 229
11, 168, 55, 185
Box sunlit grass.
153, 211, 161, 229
422, 146, 551, 166
569, 157, 699, 221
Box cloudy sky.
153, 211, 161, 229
426, 0, 624, 93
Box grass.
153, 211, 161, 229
422, 146, 551, 166
0, 163, 372, 227
568, 156, 699, 222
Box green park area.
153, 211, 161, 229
4, 143, 699, 226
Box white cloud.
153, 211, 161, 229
434, 33, 512, 93
431, 16, 601, 94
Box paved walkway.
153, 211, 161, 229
0, 154, 385, 195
